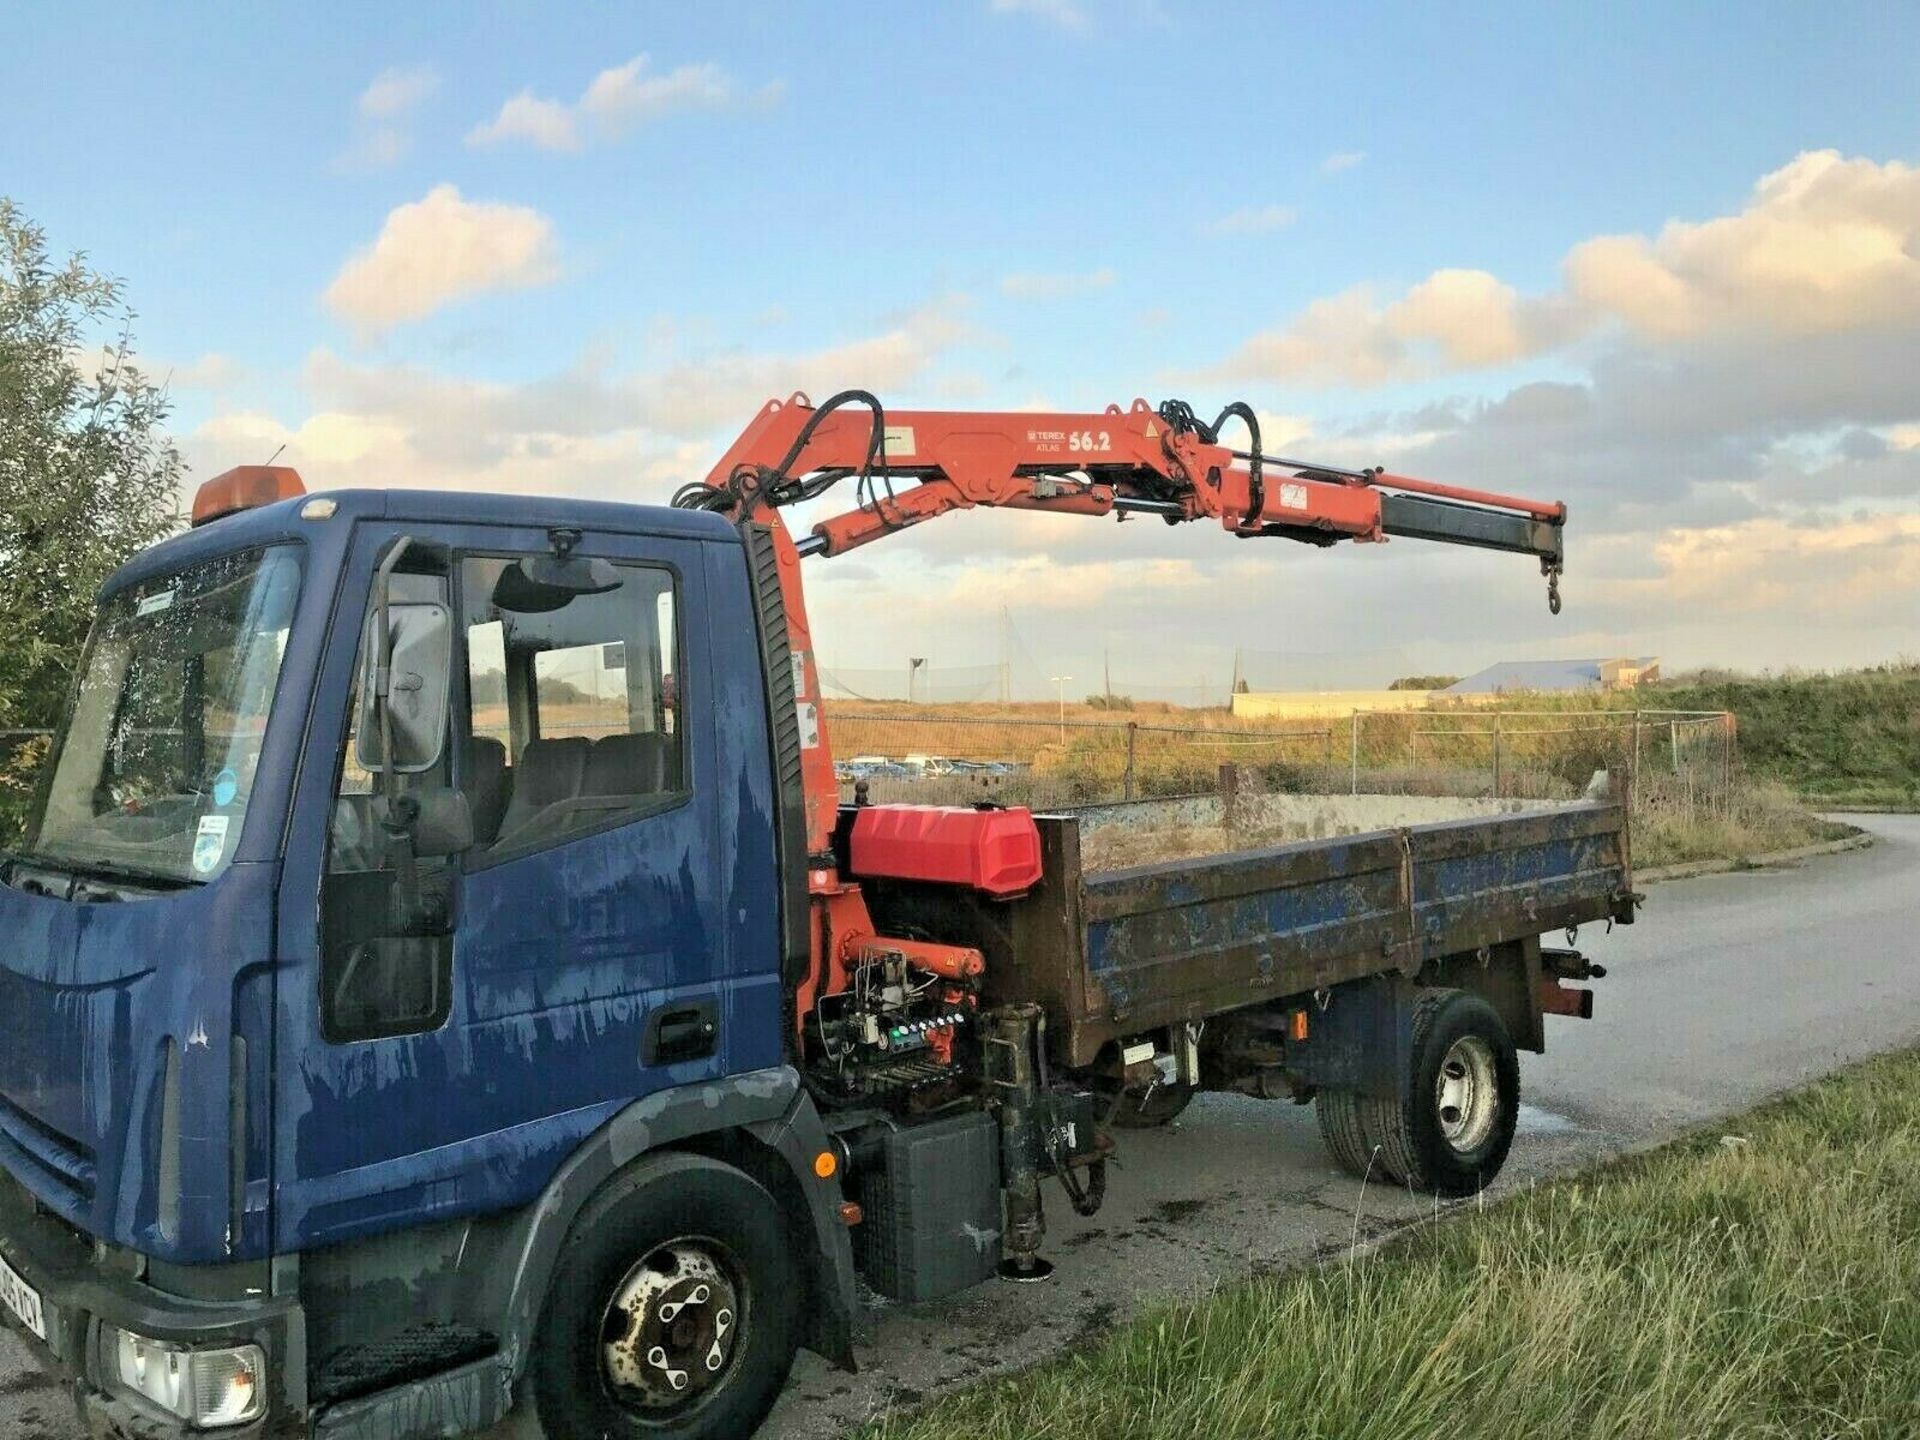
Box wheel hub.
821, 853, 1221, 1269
601, 1242, 742, 1411
1435, 1035, 1499, 1153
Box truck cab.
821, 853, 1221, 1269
0, 482, 853, 1437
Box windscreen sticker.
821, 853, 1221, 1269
135, 589, 176, 617
192, 814, 230, 874
210, 768, 239, 808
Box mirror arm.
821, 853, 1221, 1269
372, 537, 422, 920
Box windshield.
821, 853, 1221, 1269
23, 544, 304, 885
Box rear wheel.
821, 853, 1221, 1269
1315, 989, 1519, 1197
531, 1153, 800, 1440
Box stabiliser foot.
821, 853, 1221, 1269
998, 1255, 1056, 1283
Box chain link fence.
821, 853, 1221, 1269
823, 706, 1740, 818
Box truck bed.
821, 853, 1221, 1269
853, 801, 1634, 1068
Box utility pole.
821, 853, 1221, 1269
1049, 675, 1073, 744
1006, 602, 1021, 706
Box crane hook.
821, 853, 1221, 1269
1546, 566, 1562, 615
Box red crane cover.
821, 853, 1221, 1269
848, 805, 1044, 897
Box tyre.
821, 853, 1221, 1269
531, 1152, 801, 1440
1315, 1087, 1376, 1177
1315, 988, 1519, 1198
1096, 1077, 1197, 1128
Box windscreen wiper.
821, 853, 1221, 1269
10, 854, 194, 894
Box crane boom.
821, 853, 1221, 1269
673, 390, 1572, 1028
692, 391, 1564, 592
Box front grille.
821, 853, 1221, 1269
0, 1090, 96, 1206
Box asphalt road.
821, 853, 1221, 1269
4, 814, 1916, 1440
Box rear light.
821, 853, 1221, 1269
190, 465, 305, 527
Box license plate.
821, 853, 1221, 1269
0, 1251, 45, 1342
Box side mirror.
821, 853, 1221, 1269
356, 600, 452, 774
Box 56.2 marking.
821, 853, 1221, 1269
1067, 430, 1112, 453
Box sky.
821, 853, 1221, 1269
4, 1, 1919, 700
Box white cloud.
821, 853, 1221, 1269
336, 64, 439, 171
989, 0, 1089, 29
1206, 204, 1298, 236
1000, 267, 1116, 300
1321, 150, 1366, 174
184, 295, 978, 514
467, 92, 582, 151
1597, 513, 1920, 619
159, 352, 244, 390
358, 64, 439, 120
187, 404, 706, 507
1212, 269, 1574, 387
582, 55, 730, 128
337, 129, 410, 170
323, 184, 561, 338
1213, 150, 1920, 389
300, 295, 973, 443
467, 54, 768, 152
1566, 149, 1920, 339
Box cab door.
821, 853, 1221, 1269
274, 518, 773, 1256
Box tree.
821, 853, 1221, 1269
1388, 674, 1461, 691
1, 198, 182, 827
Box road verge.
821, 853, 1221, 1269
1637, 829, 1872, 884
866, 1046, 1920, 1440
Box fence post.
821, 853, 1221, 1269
1350, 711, 1360, 796
1722, 712, 1733, 810
1219, 762, 1240, 831
1124, 721, 1138, 802
1630, 711, 1642, 814
1491, 713, 1502, 798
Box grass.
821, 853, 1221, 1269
1628, 775, 1852, 870
866, 1047, 1920, 1440
1654, 662, 1920, 810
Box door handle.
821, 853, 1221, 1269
646, 1001, 720, 1066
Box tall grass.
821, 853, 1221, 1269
868, 1048, 1920, 1440
1630, 773, 1847, 869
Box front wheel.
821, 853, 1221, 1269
1315, 988, 1519, 1198
531, 1153, 801, 1439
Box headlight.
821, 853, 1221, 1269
103, 1326, 265, 1427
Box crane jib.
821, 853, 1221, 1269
1378, 491, 1564, 565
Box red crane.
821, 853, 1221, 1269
676, 391, 1569, 1035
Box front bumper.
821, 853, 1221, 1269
0, 1174, 302, 1438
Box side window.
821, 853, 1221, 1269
322, 563, 459, 1043
459, 555, 684, 860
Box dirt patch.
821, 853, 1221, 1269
1149, 1197, 1211, 1225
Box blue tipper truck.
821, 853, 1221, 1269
0, 392, 1634, 1438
